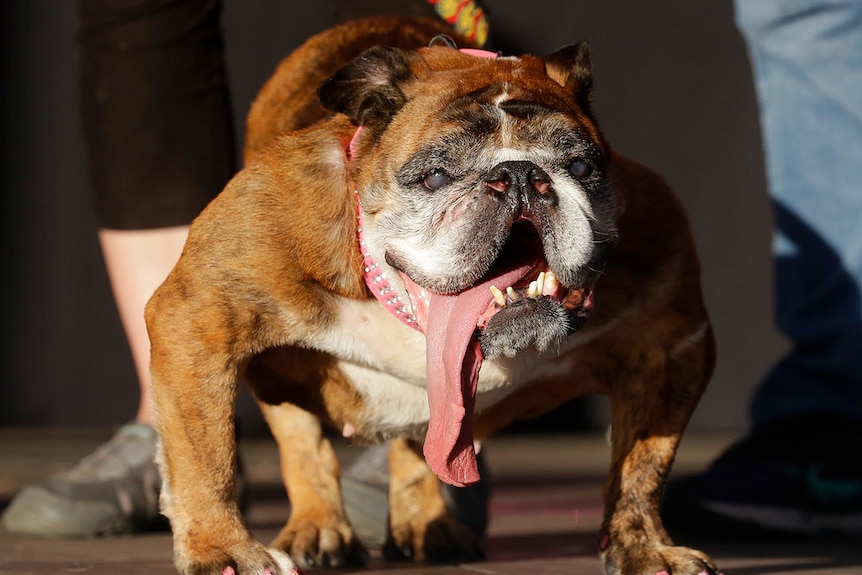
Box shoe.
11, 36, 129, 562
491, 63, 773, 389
341, 443, 490, 549
662, 414, 862, 540
2, 423, 166, 537
3, 422, 250, 538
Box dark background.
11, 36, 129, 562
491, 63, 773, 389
1, 1, 784, 434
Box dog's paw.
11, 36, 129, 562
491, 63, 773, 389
271, 514, 367, 570
480, 295, 571, 360
601, 539, 721, 575
384, 516, 484, 564
179, 545, 301, 575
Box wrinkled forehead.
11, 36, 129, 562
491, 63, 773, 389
417, 60, 571, 108
417, 54, 595, 122
439, 83, 575, 126
397, 78, 601, 151
356, 52, 604, 170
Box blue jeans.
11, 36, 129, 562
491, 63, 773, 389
734, 0, 862, 424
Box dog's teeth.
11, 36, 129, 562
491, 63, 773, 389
506, 286, 520, 302
544, 271, 559, 296
490, 285, 506, 307
527, 271, 546, 299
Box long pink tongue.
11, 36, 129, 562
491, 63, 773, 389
424, 291, 484, 487
423, 263, 535, 487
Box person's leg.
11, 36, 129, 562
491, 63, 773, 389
744, 0, 862, 424
3, 0, 234, 537
663, 0, 862, 539
99, 227, 191, 424
82, 0, 235, 423
84, 0, 236, 428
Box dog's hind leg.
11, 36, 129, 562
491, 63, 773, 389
262, 402, 368, 569
384, 438, 485, 564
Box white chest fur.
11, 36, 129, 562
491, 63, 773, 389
322, 298, 539, 438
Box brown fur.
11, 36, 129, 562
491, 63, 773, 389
147, 17, 718, 575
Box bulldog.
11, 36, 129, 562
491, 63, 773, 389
146, 16, 719, 575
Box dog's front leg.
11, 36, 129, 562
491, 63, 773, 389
384, 438, 484, 563
599, 338, 719, 575
261, 402, 366, 569
149, 307, 298, 575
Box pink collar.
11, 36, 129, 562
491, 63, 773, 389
458, 48, 499, 59
354, 46, 499, 330
356, 195, 421, 330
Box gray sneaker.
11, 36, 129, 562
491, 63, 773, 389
2, 423, 165, 537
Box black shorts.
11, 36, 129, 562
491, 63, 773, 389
78, 0, 236, 229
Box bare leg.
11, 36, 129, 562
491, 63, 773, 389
98, 225, 189, 422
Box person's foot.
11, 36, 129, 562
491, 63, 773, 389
3, 423, 166, 537
662, 414, 862, 540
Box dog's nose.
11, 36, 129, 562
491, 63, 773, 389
485, 161, 552, 198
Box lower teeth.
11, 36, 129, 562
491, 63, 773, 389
491, 271, 557, 308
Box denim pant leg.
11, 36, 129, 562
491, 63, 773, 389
734, 0, 862, 424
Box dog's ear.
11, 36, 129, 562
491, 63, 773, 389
318, 46, 416, 130
543, 41, 593, 115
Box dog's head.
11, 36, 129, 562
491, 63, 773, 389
319, 39, 619, 486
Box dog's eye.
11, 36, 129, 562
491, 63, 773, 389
423, 169, 450, 190
423, 169, 451, 191
568, 158, 592, 179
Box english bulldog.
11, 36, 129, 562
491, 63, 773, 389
146, 16, 719, 575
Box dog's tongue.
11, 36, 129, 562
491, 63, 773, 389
422, 263, 536, 487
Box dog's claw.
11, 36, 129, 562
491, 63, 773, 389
599, 534, 610, 551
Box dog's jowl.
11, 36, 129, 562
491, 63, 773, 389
146, 16, 719, 575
